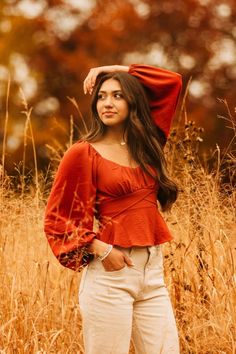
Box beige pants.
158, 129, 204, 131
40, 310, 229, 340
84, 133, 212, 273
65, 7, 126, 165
79, 245, 179, 354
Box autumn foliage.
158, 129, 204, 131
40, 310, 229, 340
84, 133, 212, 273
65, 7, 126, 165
0, 0, 235, 173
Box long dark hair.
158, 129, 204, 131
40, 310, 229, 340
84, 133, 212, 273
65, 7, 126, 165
82, 72, 178, 211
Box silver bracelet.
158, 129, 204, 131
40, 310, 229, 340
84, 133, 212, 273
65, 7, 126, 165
98, 244, 113, 261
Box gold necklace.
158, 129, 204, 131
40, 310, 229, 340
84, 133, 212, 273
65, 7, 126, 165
101, 140, 126, 146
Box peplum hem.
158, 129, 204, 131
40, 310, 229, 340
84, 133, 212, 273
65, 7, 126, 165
95, 186, 173, 247
96, 207, 173, 248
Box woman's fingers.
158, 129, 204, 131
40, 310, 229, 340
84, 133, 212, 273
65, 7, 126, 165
83, 65, 128, 94
83, 68, 100, 95
83, 66, 116, 95
101, 249, 135, 272
123, 253, 135, 267
101, 248, 125, 271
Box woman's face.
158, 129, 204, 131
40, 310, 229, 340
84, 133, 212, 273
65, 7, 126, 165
96, 78, 129, 129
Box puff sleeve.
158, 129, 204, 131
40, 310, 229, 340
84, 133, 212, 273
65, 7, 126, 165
128, 64, 182, 139
44, 141, 97, 271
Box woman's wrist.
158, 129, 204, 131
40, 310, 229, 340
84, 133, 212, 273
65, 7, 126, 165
113, 65, 129, 72
98, 65, 129, 75
87, 238, 110, 258
97, 244, 113, 261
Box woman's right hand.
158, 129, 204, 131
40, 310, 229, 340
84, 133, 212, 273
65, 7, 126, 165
87, 239, 134, 272
101, 247, 134, 272
83, 65, 129, 95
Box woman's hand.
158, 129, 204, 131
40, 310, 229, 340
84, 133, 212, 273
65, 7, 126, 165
101, 247, 134, 272
83, 65, 129, 95
87, 239, 134, 272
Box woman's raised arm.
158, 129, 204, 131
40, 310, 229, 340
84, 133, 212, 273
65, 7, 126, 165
128, 64, 182, 139
83, 63, 182, 139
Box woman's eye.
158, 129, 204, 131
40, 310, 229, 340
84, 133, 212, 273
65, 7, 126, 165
97, 92, 123, 100
115, 93, 123, 99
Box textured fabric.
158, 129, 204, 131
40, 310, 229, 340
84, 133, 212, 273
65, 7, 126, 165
44, 142, 97, 270
90, 142, 173, 247
128, 64, 182, 139
79, 245, 180, 354
44, 64, 182, 271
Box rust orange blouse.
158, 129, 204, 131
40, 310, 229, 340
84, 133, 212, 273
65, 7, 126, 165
44, 64, 182, 271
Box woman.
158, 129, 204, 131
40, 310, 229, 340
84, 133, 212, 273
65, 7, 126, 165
44, 64, 182, 354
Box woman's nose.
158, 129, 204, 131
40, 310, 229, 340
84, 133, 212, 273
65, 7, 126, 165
104, 96, 113, 107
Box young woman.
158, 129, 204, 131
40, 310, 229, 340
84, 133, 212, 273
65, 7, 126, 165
44, 64, 182, 354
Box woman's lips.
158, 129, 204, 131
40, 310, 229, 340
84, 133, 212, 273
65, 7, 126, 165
102, 111, 116, 117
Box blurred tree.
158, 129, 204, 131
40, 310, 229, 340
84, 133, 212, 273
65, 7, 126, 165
0, 0, 235, 173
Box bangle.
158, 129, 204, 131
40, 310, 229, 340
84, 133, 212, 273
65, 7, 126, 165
98, 244, 113, 261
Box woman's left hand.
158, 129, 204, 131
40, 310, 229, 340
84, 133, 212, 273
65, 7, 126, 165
83, 65, 129, 95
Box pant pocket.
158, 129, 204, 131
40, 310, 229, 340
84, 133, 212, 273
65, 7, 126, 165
148, 245, 164, 270
102, 264, 127, 275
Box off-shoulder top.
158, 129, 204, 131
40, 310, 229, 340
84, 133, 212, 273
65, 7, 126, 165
44, 64, 182, 271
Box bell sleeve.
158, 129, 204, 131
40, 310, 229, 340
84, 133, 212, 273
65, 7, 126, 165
128, 64, 182, 140
44, 141, 97, 271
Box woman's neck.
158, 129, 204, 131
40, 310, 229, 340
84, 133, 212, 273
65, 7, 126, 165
102, 129, 127, 145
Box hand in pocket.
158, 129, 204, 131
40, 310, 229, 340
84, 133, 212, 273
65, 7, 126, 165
102, 248, 134, 272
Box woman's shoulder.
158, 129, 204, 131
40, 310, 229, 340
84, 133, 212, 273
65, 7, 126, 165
60, 140, 95, 168
64, 140, 92, 157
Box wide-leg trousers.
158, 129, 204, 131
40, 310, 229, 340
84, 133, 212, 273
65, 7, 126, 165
79, 245, 179, 354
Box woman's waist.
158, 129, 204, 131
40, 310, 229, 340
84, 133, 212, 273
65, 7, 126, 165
96, 188, 158, 219
114, 244, 161, 255
88, 244, 163, 272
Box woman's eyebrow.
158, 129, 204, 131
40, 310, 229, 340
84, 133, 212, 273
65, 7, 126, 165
98, 89, 123, 93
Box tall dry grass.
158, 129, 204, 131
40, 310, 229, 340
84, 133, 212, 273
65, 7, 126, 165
0, 93, 235, 353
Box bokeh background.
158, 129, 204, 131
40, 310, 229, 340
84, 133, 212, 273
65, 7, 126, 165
0, 3, 235, 353
0, 0, 235, 173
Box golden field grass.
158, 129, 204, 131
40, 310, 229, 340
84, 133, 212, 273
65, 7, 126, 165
0, 147, 235, 354
0, 97, 235, 353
